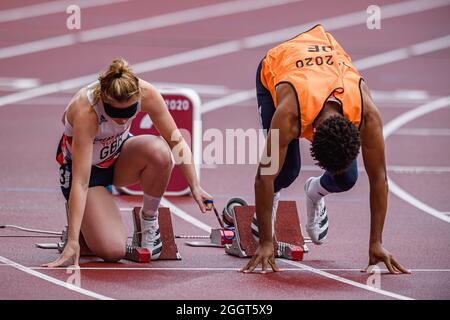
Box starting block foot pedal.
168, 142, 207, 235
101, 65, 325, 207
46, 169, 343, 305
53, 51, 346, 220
125, 245, 151, 263
210, 228, 235, 246
225, 201, 307, 261
131, 207, 181, 260
37, 204, 181, 263
277, 242, 304, 261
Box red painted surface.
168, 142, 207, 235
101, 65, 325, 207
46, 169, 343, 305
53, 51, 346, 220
0, 0, 449, 300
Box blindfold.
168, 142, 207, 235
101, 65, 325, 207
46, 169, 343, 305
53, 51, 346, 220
103, 101, 138, 119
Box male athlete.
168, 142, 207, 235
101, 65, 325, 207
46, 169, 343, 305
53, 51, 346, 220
242, 25, 410, 274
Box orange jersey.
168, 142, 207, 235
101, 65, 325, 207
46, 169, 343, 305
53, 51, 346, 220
260, 24, 364, 141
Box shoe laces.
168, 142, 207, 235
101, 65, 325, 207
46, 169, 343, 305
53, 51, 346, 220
320, 203, 327, 217
142, 221, 159, 243
311, 199, 325, 225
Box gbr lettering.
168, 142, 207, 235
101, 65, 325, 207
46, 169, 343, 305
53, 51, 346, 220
100, 135, 123, 160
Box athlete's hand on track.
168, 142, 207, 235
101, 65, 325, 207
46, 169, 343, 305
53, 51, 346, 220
42, 239, 80, 268
241, 242, 282, 274
363, 242, 411, 274
191, 185, 213, 213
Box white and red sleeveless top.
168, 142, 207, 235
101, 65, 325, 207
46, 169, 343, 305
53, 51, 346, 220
56, 81, 141, 168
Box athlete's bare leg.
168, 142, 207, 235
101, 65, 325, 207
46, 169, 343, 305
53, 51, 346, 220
113, 135, 173, 197
81, 186, 127, 262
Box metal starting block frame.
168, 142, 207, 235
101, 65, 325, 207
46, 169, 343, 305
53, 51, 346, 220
36, 205, 181, 263
183, 201, 236, 247
224, 201, 309, 261
184, 228, 235, 247
56, 223, 153, 263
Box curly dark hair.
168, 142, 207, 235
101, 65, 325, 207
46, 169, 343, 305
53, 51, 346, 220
310, 115, 361, 174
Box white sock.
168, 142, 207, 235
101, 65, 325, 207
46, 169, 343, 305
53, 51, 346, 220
307, 176, 330, 203
142, 194, 161, 221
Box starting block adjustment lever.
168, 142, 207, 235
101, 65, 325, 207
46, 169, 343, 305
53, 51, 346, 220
184, 200, 236, 247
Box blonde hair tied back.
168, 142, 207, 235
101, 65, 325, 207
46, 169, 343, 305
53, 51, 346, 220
93, 58, 140, 104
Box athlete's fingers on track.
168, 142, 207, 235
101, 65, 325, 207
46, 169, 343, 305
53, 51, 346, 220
241, 256, 261, 273
391, 256, 411, 274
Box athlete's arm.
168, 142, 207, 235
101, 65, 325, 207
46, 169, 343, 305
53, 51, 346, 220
43, 91, 98, 267
242, 84, 299, 273
139, 80, 212, 212
360, 81, 409, 274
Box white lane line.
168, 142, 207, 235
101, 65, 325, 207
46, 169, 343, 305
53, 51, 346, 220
371, 90, 430, 103
384, 96, 450, 224
153, 82, 232, 96
384, 98, 450, 136
388, 180, 450, 222
412, 35, 450, 55
385, 166, 450, 174
0, 265, 449, 272
157, 202, 414, 300
202, 90, 256, 113
0, 0, 130, 23
354, 35, 450, 70
0, 77, 40, 90
0, 0, 448, 109
239, 0, 450, 47
0, 0, 301, 60
0, 96, 70, 105
0, 256, 113, 300
296, 165, 450, 174
280, 259, 414, 300
394, 128, 450, 136
80, 0, 300, 42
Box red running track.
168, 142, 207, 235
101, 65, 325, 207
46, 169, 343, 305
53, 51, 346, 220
0, 0, 449, 300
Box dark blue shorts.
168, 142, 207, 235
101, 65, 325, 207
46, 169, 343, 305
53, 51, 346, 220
59, 161, 115, 201
57, 134, 132, 201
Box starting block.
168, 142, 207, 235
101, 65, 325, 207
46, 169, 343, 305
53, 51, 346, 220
55, 220, 151, 263
224, 201, 308, 261
125, 246, 151, 263
131, 207, 181, 260
36, 205, 181, 263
